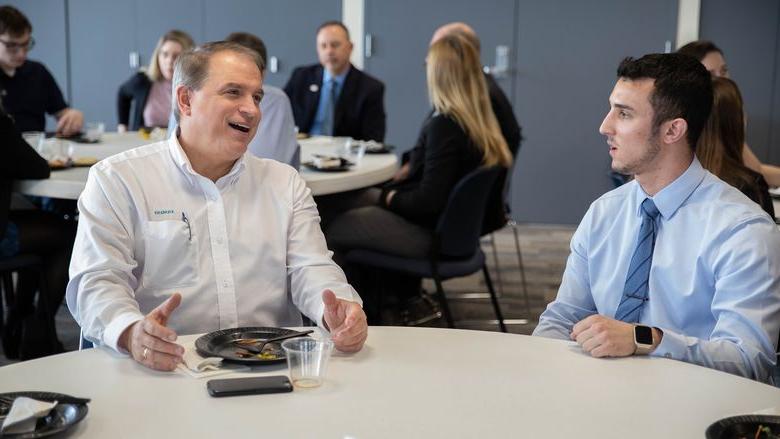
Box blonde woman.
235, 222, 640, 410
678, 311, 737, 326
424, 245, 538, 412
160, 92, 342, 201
325, 33, 512, 322
116, 30, 193, 131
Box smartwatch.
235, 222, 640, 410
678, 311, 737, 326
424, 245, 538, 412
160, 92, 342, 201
633, 325, 654, 355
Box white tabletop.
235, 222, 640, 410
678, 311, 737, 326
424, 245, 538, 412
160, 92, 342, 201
14, 133, 398, 199
0, 327, 777, 438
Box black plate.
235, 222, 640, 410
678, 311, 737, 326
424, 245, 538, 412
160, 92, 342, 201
706, 415, 780, 438
195, 327, 300, 365
365, 144, 395, 154
0, 391, 89, 438
44, 132, 99, 144
302, 160, 353, 172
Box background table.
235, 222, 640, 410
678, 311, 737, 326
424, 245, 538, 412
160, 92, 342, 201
0, 327, 777, 438
14, 133, 398, 199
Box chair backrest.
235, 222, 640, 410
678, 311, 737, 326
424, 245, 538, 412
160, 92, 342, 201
434, 166, 501, 259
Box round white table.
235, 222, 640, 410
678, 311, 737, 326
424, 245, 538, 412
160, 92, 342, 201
0, 327, 777, 438
13, 133, 398, 199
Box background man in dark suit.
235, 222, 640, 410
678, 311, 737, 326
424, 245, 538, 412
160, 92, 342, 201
284, 21, 386, 142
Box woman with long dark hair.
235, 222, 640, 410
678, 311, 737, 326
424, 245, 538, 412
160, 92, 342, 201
697, 77, 774, 216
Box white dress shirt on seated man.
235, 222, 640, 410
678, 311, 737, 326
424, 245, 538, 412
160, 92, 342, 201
167, 84, 299, 168
66, 135, 359, 352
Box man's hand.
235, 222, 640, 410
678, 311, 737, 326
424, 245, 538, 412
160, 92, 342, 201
55, 108, 84, 136
392, 163, 410, 182
570, 314, 636, 358
118, 293, 185, 371
322, 289, 367, 353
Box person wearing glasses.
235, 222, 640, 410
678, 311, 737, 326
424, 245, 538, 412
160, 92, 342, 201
67, 42, 367, 371
0, 6, 82, 136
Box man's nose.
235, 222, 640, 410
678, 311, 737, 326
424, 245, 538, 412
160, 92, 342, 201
598, 112, 612, 135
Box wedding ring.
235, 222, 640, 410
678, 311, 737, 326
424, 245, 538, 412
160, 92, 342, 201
142, 347, 149, 360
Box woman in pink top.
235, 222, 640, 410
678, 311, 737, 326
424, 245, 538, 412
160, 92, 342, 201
117, 29, 193, 131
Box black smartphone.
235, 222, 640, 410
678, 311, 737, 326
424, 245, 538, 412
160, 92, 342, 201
206, 376, 293, 397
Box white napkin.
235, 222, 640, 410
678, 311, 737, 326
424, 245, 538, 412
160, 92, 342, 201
1, 397, 57, 434
175, 339, 249, 379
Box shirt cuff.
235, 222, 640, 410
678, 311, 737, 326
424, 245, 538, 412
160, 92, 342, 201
103, 312, 144, 354
650, 327, 688, 361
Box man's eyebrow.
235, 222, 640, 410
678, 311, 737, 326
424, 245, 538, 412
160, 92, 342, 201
613, 103, 634, 111
220, 82, 246, 90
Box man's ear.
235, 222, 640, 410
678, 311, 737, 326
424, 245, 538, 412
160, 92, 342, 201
661, 118, 687, 145
175, 85, 192, 117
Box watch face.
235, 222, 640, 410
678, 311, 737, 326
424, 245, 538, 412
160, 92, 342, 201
635, 325, 653, 345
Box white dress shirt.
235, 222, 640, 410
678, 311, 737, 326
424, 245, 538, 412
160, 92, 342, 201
167, 85, 299, 168
66, 136, 360, 352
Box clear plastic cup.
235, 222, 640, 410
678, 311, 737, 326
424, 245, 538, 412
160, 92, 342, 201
21, 131, 44, 154
342, 139, 366, 166
282, 337, 334, 388
85, 122, 105, 142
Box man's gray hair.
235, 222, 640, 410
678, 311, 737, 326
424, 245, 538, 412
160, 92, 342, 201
172, 41, 265, 123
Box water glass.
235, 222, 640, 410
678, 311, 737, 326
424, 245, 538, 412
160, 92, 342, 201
342, 139, 367, 165
282, 337, 333, 388
85, 122, 105, 142
21, 131, 44, 154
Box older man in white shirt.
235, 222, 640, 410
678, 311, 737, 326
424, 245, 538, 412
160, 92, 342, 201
67, 41, 367, 371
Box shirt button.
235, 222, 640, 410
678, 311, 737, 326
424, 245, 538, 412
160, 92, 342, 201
222, 281, 229, 288
216, 237, 223, 245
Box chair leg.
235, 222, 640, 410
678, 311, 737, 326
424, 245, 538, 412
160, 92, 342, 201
33, 267, 60, 352
510, 221, 531, 315
482, 264, 507, 332
488, 233, 504, 298
432, 276, 455, 329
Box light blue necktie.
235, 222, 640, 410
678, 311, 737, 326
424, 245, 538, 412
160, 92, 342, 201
615, 198, 660, 323
322, 79, 338, 135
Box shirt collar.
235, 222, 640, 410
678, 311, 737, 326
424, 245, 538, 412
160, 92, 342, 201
634, 157, 706, 220
168, 132, 247, 188
323, 66, 349, 87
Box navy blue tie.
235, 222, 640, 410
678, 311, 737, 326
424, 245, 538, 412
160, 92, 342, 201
615, 198, 660, 323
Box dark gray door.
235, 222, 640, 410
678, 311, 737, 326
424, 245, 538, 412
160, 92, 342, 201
69, 0, 202, 129
68, 0, 136, 128
700, 0, 780, 164
363, 0, 516, 153
134, 0, 204, 67
511, 0, 678, 224
203, 0, 342, 88
5, 0, 69, 130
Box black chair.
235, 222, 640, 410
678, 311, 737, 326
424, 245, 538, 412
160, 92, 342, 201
345, 166, 507, 332
0, 254, 58, 358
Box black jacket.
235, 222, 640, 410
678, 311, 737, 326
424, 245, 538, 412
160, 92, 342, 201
384, 114, 483, 228
284, 64, 386, 142
0, 109, 50, 239
117, 72, 152, 131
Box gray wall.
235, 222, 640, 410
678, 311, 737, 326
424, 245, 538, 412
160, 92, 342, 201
699, 0, 780, 164
511, 0, 678, 224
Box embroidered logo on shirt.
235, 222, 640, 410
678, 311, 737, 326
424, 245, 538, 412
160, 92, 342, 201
151, 208, 178, 220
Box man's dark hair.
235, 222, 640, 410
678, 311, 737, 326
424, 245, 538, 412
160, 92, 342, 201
617, 53, 713, 150
677, 40, 722, 62
225, 32, 267, 68
0, 5, 32, 36
316, 20, 350, 40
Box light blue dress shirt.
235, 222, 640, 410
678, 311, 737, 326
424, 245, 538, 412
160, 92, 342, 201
167, 85, 299, 168
309, 68, 348, 136
533, 158, 780, 383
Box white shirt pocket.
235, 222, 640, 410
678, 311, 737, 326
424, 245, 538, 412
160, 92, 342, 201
142, 220, 199, 289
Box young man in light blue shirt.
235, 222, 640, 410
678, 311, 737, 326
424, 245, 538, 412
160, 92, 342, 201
533, 53, 780, 383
